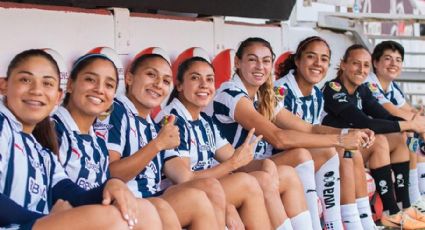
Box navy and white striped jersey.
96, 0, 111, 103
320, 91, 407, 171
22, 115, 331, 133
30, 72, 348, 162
209, 74, 273, 159
94, 96, 179, 197
0, 101, 68, 219
364, 73, 406, 107
157, 98, 227, 171
52, 106, 109, 191
274, 70, 324, 125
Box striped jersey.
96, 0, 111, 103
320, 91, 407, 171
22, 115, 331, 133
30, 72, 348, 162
94, 96, 179, 197
0, 101, 67, 219
209, 74, 274, 159
52, 106, 109, 191
157, 98, 228, 171
274, 70, 324, 125
364, 73, 406, 107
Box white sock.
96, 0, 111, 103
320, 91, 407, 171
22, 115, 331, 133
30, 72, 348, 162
315, 154, 343, 230
277, 218, 293, 230
290, 211, 313, 230
356, 196, 376, 230
418, 163, 425, 195
341, 203, 363, 230
295, 160, 322, 230
409, 168, 421, 203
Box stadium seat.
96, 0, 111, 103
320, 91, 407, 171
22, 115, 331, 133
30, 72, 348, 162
131, 47, 172, 118
88, 47, 125, 95
212, 49, 235, 89
171, 47, 210, 84
274, 51, 292, 79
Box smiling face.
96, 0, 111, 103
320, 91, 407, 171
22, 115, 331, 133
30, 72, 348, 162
126, 57, 172, 117
373, 49, 402, 82
295, 40, 330, 85
341, 48, 372, 89
177, 61, 215, 114
66, 58, 117, 118
5, 56, 62, 133
235, 42, 273, 90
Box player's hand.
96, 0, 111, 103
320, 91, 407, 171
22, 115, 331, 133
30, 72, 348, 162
155, 115, 180, 150
230, 128, 261, 170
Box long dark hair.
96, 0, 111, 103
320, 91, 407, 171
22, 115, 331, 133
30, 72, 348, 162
62, 53, 118, 106
277, 36, 331, 79
235, 37, 276, 121
335, 44, 370, 80
167, 56, 213, 105
6, 49, 61, 154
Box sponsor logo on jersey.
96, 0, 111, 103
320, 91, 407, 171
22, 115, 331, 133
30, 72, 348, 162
274, 85, 287, 101
28, 177, 47, 201
323, 171, 337, 209
368, 83, 379, 93
29, 155, 46, 175
329, 82, 341, 92
85, 158, 101, 174
332, 92, 346, 100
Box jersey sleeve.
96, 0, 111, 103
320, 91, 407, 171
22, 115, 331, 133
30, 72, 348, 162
0, 115, 11, 178
213, 120, 229, 150
213, 87, 248, 122
49, 149, 70, 188
102, 104, 128, 156
0, 193, 45, 227
362, 87, 403, 121
365, 82, 391, 105
322, 81, 353, 116
53, 120, 70, 167
392, 82, 406, 107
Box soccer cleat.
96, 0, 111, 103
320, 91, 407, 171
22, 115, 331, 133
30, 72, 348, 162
381, 211, 425, 229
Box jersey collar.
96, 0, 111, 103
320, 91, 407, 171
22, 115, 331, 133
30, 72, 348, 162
368, 73, 393, 93
231, 73, 258, 101
54, 106, 95, 135
169, 98, 195, 121
280, 70, 314, 98
117, 95, 153, 123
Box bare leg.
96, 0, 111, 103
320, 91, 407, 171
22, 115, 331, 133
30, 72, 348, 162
34, 204, 161, 230
219, 172, 272, 230
161, 186, 220, 230
176, 178, 226, 229
147, 197, 180, 230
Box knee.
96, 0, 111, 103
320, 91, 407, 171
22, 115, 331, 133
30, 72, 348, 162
195, 178, 225, 204
185, 188, 215, 210
324, 147, 338, 159
99, 205, 130, 229
146, 198, 171, 214
252, 171, 276, 193
277, 165, 302, 186
234, 172, 264, 196
371, 135, 390, 154
136, 199, 162, 228
292, 148, 313, 163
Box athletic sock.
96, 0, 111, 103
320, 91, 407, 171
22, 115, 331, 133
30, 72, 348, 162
341, 203, 363, 230
409, 168, 421, 203
277, 218, 294, 230
356, 197, 376, 230
370, 164, 400, 214
295, 160, 321, 230
392, 161, 411, 208
290, 211, 313, 230
417, 162, 425, 195
315, 154, 343, 230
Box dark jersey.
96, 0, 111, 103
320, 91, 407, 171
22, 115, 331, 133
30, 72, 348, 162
321, 78, 402, 134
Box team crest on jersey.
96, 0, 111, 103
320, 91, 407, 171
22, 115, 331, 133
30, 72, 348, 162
273, 85, 287, 102
367, 83, 379, 93
329, 82, 341, 92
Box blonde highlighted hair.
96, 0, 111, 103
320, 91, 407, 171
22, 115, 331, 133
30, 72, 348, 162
235, 37, 276, 121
